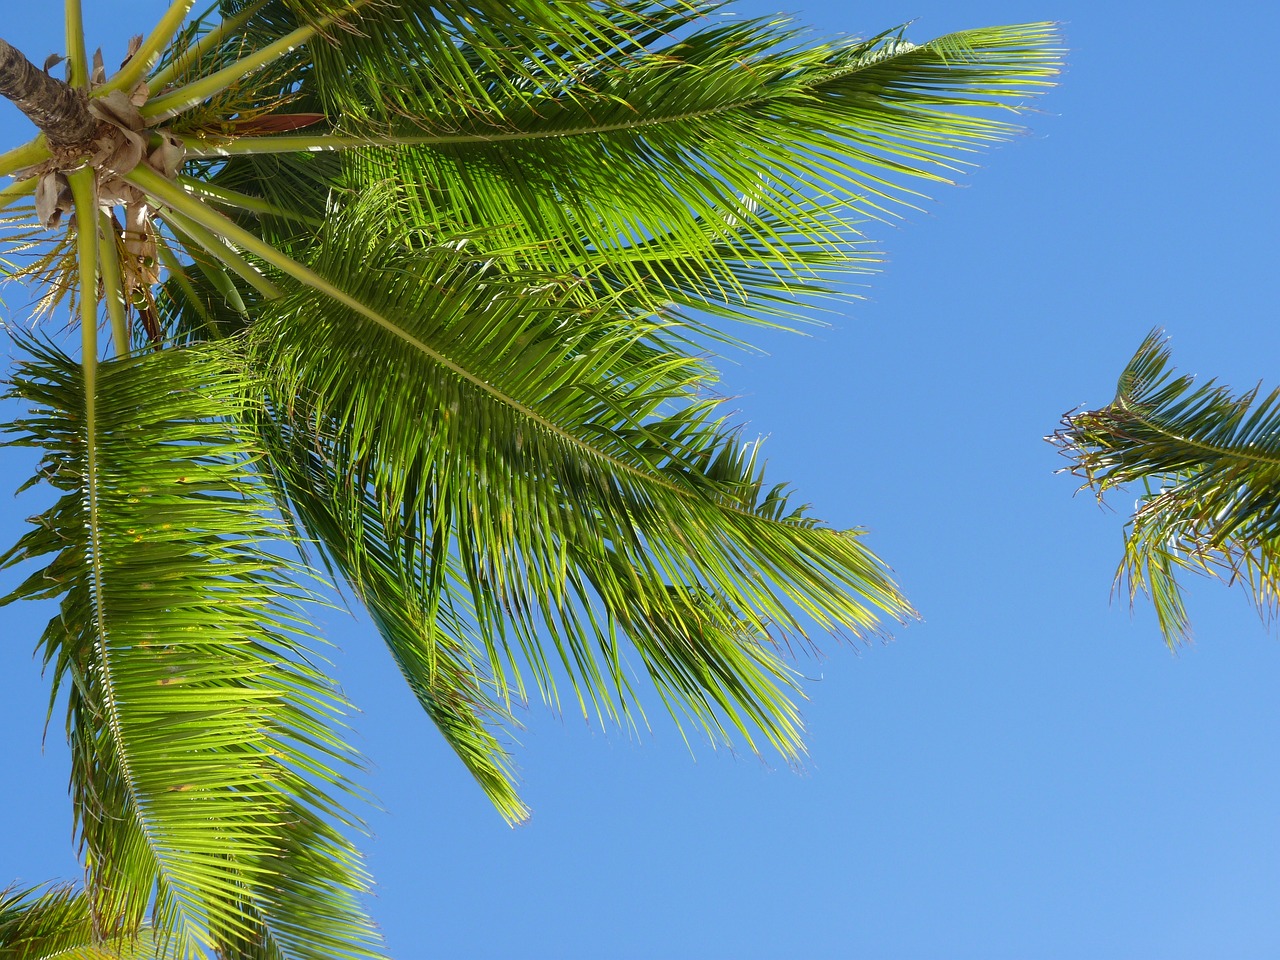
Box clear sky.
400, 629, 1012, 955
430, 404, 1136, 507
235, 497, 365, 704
3, 2, 1280, 958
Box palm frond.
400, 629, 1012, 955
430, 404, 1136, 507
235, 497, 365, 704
0, 339, 383, 959
186, 19, 1058, 326
277, 0, 699, 120
1051, 332, 1280, 645
239, 198, 910, 792
147, 247, 530, 818
255, 418, 533, 823
0, 0, 1062, 919
0, 883, 163, 959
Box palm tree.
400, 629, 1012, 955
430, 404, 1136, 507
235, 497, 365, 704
1053, 332, 1280, 647
0, 1, 1060, 956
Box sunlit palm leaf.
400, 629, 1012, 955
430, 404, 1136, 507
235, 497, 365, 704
146, 240, 531, 820
0, 340, 382, 959
236, 0, 695, 119
1052, 332, 1280, 646
0, 0, 1062, 948
147, 0, 685, 132
256, 422, 534, 823
240, 200, 908, 772
189, 19, 1059, 326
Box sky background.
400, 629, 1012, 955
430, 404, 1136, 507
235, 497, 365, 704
3, 1, 1280, 958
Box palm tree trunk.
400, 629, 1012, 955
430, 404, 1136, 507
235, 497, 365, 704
0, 37, 95, 147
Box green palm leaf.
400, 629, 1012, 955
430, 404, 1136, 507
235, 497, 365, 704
255, 424, 534, 823
0, 340, 381, 959
1, 885, 144, 960
1052, 332, 1280, 646
240, 198, 906, 770
186, 19, 1059, 323
0, 0, 1062, 950
0, 884, 163, 959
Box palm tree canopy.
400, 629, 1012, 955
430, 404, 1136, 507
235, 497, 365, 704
1052, 332, 1280, 647
0, 1, 1061, 956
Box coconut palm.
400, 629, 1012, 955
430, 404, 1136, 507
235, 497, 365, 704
0, 1, 1059, 956
1053, 332, 1280, 647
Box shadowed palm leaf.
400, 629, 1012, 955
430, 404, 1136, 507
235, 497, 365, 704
1052, 332, 1280, 646
0, 884, 162, 959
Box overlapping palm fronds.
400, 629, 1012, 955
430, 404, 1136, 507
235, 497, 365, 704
1052, 332, 1280, 646
184, 10, 1061, 329
0, 884, 162, 959
0, 0, 1060, 954
244, 194, 904, 813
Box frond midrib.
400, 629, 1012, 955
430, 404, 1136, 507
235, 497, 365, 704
131, 166, 853, 538
184, 25, 1054, 158
1111, 394, 1280, 471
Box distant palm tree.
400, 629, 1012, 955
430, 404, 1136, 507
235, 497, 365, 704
1054, 332, 1280, 646
0, 1, 1059, 956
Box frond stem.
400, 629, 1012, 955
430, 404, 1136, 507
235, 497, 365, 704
155, 240, 214, 328
0, 176, 36, 211
1109, 394, 1280, 472
178, 174, 325, 226
142, 0, 378, 123
158, 202, 282, 299
68, 171, 139, 848
99, 0, 200, 97
64, 0, 89, 89
142, 22, 314, 123
143, 0, 269, 94
96, 210, 129, 354
0, 137, 49, 180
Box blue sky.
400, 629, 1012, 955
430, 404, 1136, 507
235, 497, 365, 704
3, 1, 1280, 958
